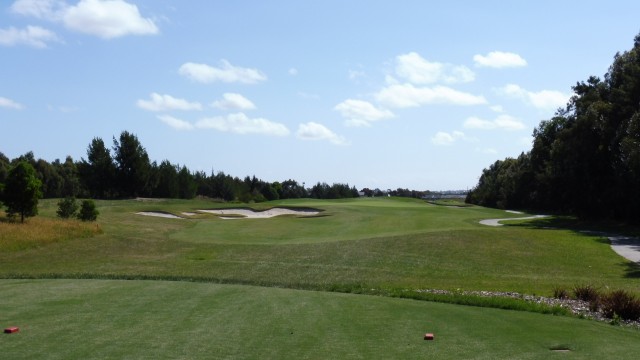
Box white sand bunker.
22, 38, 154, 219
136, 211, 184, 219
198, 208, 319, 219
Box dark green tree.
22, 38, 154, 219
77, 199, 99, 221
3, 161, 42, 223
57, 197, 79, 218
112, 131, 151, 198
78, 137, 116, 198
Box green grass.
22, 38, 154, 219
2, 279, 640, 360
2, 197, 640, 358
1, 197, 637, 295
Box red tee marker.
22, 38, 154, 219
424, 333, 434, 340
4, 327, 19, 334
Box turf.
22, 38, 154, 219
2, 197, 640, 358
1, 197, 637, 295
1, 279, 640, 360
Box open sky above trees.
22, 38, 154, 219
2, 0, 640, 190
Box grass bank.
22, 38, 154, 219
2, 279, 639, 359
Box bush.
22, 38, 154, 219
56, 197, 79, 218
573, 284, 600, 302
553, 287, 569, 299
600, 290, 640, 321
77, 200, 98, 222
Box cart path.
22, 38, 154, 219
480, 213, 640, 264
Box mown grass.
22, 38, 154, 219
1, 197, 638, 296
2, 279, 640, 359
2, 197, 640, 358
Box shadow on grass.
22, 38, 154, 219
505, 216, 640, 278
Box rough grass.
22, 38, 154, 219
0, 211, 101, 251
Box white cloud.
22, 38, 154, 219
12, 0, 159, 39
0, 96, 24, 109
211, 93, 256, 111
0, 25, 60, 48
63, 0, 158, 38
498, 84, 570, 111
297, 122, 348, 145
11, 0, 66, 19
137, 93, 202, 112
463, 114, 526, 131
195, 113, 289, 136
375, 83, 487, 108
490, 105, 504, 113
431, 131, 466, 146
157, 115, 194, 130
395, 52, 475, 84
334, 99, 394, 127
179, 60, 267, 84
473, 51, 527, 68
288, 67, 298, 76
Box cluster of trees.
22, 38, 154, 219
0, 131, 361, 206
466, 33, 640, 223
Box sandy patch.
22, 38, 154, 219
479, 214, 548, 226
198, 208, 319, 219
136, 212, 184, 219
181, 212, 197, 216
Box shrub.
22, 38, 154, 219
77, 200, 99, 222
600, 290, 640, 321
573, 284, 600, 302
553, 287, 569, 299
56, 197, 79, 218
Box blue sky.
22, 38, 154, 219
1, 0, 639, 191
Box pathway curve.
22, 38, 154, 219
479, 212, 640, 264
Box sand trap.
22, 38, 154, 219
198, 208, 319, 219
136, 212, 184, 219
479, 214, 548, 226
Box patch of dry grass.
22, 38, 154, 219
0, 211, 102, 251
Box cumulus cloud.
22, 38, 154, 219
137, 93, 202, 112
11, 0, 159, 39
395, 52, 475, 84
497, 84, 570, 111
211, 93, 256, 111
463, 114, 526, 131
297, 122, 348, 145
63, 0, 158, 38
157, 115, 194, 130
10, 0, 66, 19
195, 113, 289, 136
473, 51, 527, 68
0, 96, 24, 109
375, 84, 487, 108
179, 60, 267, 84
0, 25, 60, 48
431, 131, 466, 146
334, 99, 394, 127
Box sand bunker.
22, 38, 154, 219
136, 208, 319, 220
198, 208, 319, 219
136, 211, 184, 219
479, 214, 548, 226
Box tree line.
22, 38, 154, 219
0, 131, 361, 203
466, 33, 640, 223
